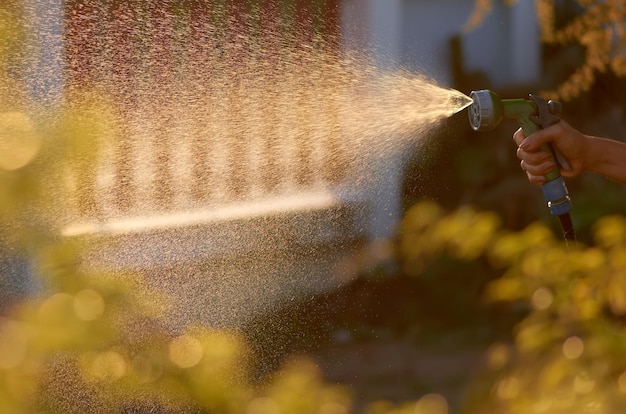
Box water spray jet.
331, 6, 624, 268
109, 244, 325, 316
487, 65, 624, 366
468, 89, 576, 243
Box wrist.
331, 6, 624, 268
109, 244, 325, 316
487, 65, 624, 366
584, 136, 626, 181
581, 135, 598, 173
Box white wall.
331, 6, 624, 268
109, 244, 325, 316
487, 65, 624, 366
507, 0, 541, 86
401, 0, 540, 87
340, 0, 410, 243
23, 0, 65, 107
343, 0, 541, 88
400, 0, 475, 85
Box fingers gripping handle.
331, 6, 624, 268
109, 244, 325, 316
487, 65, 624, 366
519, 100, 572, 216
527, 94, 572, 174
540, 142, 572, 179
518, 115, 562, 182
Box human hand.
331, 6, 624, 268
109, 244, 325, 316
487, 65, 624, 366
513, 120, 588, 184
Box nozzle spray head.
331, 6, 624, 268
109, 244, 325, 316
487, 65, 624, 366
468, 90, 503, 131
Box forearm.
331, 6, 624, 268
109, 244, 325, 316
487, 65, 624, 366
585, 136, 626, 184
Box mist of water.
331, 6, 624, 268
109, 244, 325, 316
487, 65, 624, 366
45, 1, 472, 225
0, 4, 480, 409
13, 2, 473, 328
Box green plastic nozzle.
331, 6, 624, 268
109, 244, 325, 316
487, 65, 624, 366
468, 89, 571, 217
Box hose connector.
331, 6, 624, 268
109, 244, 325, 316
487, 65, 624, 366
542, 176, 572, 216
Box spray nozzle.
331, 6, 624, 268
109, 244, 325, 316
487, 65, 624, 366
467, 89, 575, 242
468, 90, 564, 133
468, 89, 501, 131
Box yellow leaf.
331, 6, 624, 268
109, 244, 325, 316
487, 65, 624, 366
486, 278, 526, 302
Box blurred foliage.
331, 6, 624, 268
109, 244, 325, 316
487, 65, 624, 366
0, 3, 442, 413
398, 201, 626, 413
4, 1, 626, 413
465, 0, 626, 101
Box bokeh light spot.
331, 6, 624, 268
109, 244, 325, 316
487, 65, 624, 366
531, 287, 554, 310
415, 393, 448, 414
38, 293, 73, 322
497, 376, 520, 400
169, 334, 204, 369
91, 351, 127, 381
618, 372, 626, 393
319, 402, 349, 414
563, 336, 584, 360
487, 343, 511, 370
73, 289, 105, 321
0, 318, 28, 369
246, 397, 280, 414
0, 111, 41, 171
131, 356, 163, 384
574, 372, 595, 394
